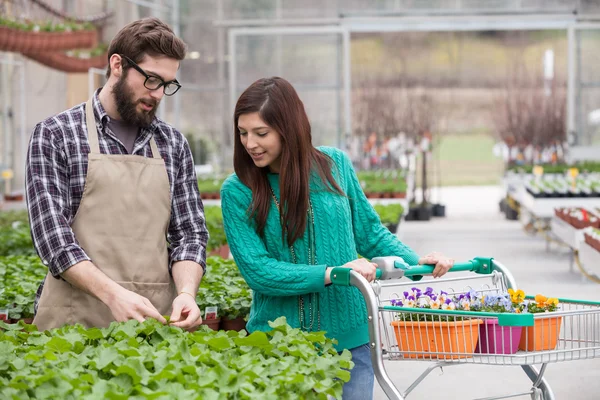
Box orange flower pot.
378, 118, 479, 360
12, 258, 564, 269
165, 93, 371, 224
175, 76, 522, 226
518, 316, 562, 351
391, 318, 482, 359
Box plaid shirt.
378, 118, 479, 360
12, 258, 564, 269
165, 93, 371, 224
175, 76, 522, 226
26, 90, 208, 310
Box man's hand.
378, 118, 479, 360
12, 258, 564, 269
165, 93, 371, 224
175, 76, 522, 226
170, 293, 202, 331
106, 288, 167, 324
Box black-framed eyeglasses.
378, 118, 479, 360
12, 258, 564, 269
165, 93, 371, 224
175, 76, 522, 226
120, 54, 182, 96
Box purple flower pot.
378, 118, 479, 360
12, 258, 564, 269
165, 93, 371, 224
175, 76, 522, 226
475, 318, 522, 354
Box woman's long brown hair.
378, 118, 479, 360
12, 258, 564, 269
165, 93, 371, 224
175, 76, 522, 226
233, 77, 344, 246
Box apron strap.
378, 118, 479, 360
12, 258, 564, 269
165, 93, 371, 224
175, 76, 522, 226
149, 137, 161, 159
85, 99, 100, 154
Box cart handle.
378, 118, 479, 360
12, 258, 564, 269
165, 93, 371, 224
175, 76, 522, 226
331, 257, 494, 285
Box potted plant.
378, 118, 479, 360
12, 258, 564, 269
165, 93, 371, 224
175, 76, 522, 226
518, 294, 561, 351
390, 287, 482, 359
204, 206, 229, 258
373, 203, 404, 233
471, 288, 525, 354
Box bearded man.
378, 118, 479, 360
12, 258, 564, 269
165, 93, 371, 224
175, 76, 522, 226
25, 17, 208, 331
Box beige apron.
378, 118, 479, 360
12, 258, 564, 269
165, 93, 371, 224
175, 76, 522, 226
33, 98, 176, 330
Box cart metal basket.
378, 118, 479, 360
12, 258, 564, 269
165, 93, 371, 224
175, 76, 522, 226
331, 257, 600, 400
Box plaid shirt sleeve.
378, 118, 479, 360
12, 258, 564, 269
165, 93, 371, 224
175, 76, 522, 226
25, 122, 91, 278
167, 135, 209, 274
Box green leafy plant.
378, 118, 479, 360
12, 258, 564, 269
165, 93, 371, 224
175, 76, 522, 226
0, 317, 352, 399
204, 206, 227, 252
197, 177, 224, 195
196, 257, 252, 320
0, 256, 47, 320
373, 204, 404, 227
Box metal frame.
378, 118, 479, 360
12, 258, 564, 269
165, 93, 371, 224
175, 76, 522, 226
0, 55, 26, 194
227, 25, 352, 151
348, 260, 563, 400
214, 6, 600, 168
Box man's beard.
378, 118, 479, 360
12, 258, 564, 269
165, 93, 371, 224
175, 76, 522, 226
113, 72, 158, 128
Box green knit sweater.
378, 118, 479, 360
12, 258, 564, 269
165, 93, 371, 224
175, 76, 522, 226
220, 146, 420, 350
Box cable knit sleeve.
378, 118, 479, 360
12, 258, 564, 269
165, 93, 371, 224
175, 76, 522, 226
335, 149, 421, 265
221, 175, 328, 297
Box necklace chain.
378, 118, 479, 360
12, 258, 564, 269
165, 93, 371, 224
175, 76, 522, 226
269, 187, 320, 331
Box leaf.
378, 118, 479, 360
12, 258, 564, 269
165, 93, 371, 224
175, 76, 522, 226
233, 331, 270, 348
92, 347, 119, 370
207, 336, 232, 351
45, 337, 72, 353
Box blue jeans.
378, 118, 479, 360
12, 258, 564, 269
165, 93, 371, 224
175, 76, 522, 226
341, 343, 374, 400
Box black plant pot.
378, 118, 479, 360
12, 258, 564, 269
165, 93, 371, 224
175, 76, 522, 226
505, 207, 519, 221
417, 206, 431, 221
432, 203, 446, 217
404, 208, 419, 221
385, 223, 398, 234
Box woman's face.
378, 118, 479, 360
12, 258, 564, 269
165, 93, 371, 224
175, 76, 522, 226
238, 112, 283, 173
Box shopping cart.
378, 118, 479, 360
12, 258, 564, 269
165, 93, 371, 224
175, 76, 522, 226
330, 257, 600, 400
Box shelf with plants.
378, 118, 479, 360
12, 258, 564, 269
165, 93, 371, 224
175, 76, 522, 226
0, 17, 98, 53
578, 228, 600, 279
508, 161, 600, 175
551, 208, 600, 251
524, 175, 600, 199
358, 170, 407, 198
23, 43, 108, 73
197, 176, 225, 199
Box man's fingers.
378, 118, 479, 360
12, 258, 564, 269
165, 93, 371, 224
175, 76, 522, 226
141, 302, 167, 324
170, 305, 182, 323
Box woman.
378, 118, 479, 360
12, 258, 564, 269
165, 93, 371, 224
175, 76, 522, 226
220, 77, 454, 400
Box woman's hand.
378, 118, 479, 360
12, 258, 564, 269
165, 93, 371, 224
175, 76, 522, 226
342, 258, 378, 282
418, 251, 455, 278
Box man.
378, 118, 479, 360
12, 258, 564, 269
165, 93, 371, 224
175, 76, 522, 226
26, 17, 208, 331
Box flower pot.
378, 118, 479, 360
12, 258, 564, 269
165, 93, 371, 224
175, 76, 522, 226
209, 244, 230, 259
518, 316, 562, 351
385, 223, 398, 234
392, 192, 406, 199
201, 317, 221, 331
505, 207, 519, 221
475, 318, 522, 354
220, 316, 247, 332
390, 318, 482, 359
432, 203, 446, 217
0, 28, 98, 52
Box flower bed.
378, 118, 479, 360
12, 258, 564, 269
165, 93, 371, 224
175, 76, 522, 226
389, 287, 562, 356
583, 227, 600, 252
0, 18, 98, 52
554, 207, 600, 229
358, 170, 407, 198
0, 317, 351, 399
525, 176, 600, 198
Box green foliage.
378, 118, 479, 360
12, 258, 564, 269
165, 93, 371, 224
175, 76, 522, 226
373, 204, 404, 226
204, 206, 227, 252
0, 17, 94, 32
198, 177, 224, 194
196, 257, 252, 320
357, 170, 407, 194
0, 211, 36, 256
0, 317, 351, 399
0, 256, 47, 320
